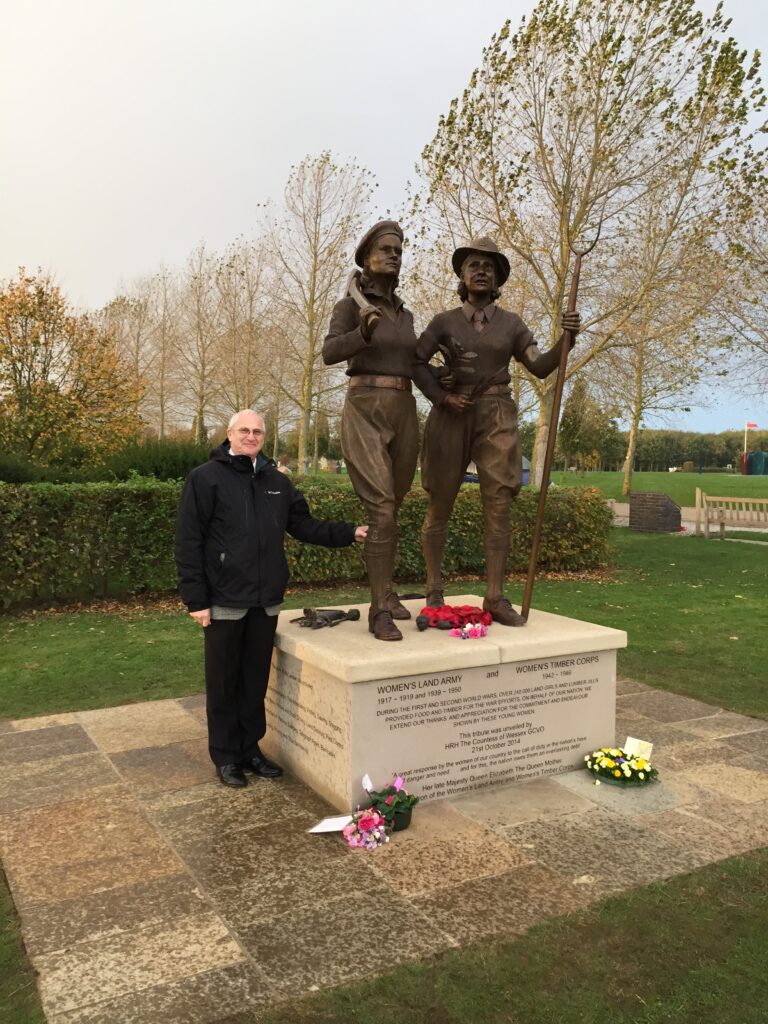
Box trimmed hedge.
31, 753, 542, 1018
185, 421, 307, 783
0, 480, 612, 609
0, 439, 215, 484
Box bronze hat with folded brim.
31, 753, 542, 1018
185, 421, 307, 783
354, 220, 404, 268
451, 236, 510, 285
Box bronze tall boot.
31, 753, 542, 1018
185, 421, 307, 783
421, 530, 447, 608
383, 525, 410, 620
365, 541, 403, 641
483, 541, 526, 627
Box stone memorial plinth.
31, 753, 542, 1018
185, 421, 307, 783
629, 491, 681, 532
261, 595, 627, 812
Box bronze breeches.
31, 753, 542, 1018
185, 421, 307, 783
341, 386, 419, 541
421, 393, 522, 543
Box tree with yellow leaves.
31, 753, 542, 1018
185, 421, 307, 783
0, 270, 144, 466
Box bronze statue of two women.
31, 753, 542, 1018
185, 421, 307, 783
323, 222, 580, 641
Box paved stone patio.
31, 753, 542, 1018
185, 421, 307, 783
2, 679, 767, 1023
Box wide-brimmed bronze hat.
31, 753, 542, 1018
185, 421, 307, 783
452, 236, 510, 285
355, 220, 404, 268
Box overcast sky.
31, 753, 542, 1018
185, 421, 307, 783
2, 0, 766, 433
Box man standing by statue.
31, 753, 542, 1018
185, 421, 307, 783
323, 221, 419, 641
175, 409, 367, 787
413, 238, 580, 626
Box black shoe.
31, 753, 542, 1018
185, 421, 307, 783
242, 749, 284, 778
425, 589, 445, 609
217, 763, 247, 788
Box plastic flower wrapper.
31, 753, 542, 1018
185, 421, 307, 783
342, 808, 389, 850
584, 746, 659, 785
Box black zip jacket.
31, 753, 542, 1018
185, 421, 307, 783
175, 444, 356, 612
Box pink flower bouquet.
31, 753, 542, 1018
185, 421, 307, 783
342, 808, 389, 850
449, 623, 489, 639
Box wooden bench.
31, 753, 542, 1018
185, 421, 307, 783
695, 488, 768, 538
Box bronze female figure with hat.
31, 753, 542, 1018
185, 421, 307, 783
412, 237, 580, 626
323, 220, 419, 641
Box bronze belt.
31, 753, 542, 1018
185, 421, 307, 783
349, 375, 412, 392
452, 383, 510, 396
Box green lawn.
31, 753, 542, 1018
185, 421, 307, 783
548, 470, 768, 505
525, 530, 767, 718
1, 529, 765, 722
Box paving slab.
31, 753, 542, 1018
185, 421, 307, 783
673, 710, 768, 741
726, 749, 768, 773
46, 962, 275, 1024
234, 889, 452, 992
19, 873, 210, 958
364, 802, 532, 897
616, 689, 722, 723
1, 688, 766, 1021
11, 712, 79, 731
76, 699, 206, 753
679, 796, 768, 848
0, 789, 184, 908
726, 730, 768, 755
676, 761, 768, 803
0, 723, 96, 766
500, 808, 705, 898
652, 736, 762, 772
414, 861, 590, 944
613, 714, 703, 751
110, 738, 213, 795
0, 752, 122, 815
446, 775, 595, 829
193, 827, 379, 928
553, 768, 714, 817
35, 911, 245, 1017
616, 677, 653, 695
640, 808, 749, 863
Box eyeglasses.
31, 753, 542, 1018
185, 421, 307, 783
235, 428, 265, 437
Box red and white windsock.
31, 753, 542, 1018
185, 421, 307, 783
744, 421, 759, 455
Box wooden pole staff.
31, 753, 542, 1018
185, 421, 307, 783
520, 227, 601, 620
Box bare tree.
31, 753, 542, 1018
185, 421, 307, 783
103, 268, 184, 437
175, 244, 224, 443
102, 282, 153, 422
593, 192, 733, 494
262, 152, 374, 470
215, 238, 274, 417
718, 195, 768, 394
148, 267, 183, 437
